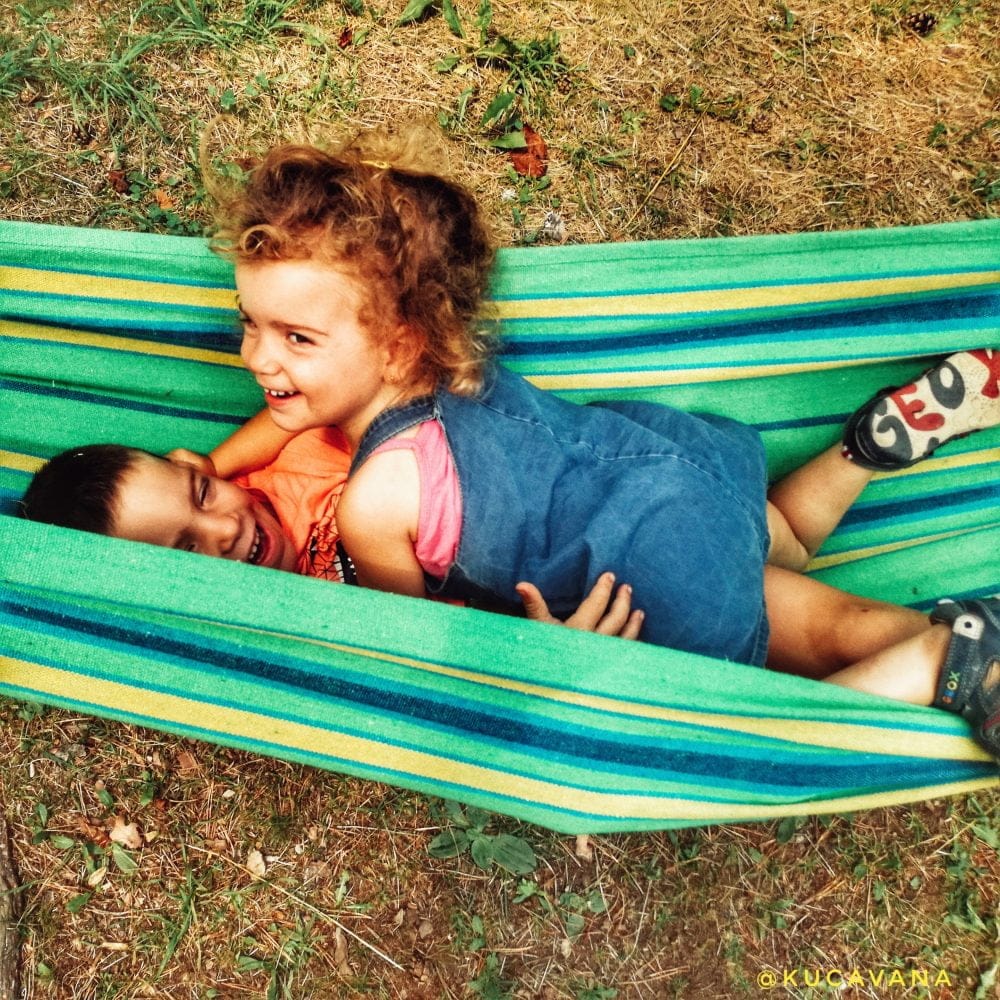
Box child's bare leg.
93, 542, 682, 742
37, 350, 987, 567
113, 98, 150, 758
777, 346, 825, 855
823, 625, 950, 703
767, 569, 1000, 755
767, 349, 1000, 572
766, 444, 874, 570
764, 565, 929, 679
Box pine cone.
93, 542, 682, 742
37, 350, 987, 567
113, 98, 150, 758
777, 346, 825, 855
903, 11, 937, 35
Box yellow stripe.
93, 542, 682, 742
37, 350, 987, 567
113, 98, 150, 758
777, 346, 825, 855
808, 527, 998, 572
0, 450, 43, 474
524, 355, 887, 391
493, 270, 1000, 322
1, 264, 237, 310
872, 445, 1000, 480
3, 656, 995, 821
207, 620, 989, 761
2, 318, 244, 368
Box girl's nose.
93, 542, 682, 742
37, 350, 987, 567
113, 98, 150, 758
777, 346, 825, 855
241, 332, 279, 376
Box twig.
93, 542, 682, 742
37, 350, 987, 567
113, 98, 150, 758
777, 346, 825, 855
185, 844, 404, 971
0, 819, 22, 1000
622, 120, 701, 232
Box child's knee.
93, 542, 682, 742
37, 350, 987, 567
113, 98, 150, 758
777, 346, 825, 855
765, 503, 810, 571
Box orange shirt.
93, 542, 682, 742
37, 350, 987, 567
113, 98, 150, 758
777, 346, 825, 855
234, 427, 351, 581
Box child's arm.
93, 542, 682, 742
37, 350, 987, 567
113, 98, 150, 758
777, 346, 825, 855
335, 450, 427, 598
209, 408, 299, 479
166, 409, 298, 480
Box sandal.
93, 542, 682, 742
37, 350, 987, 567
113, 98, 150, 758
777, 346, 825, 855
842, 349, 1000, 471
929, 598, 1000, 756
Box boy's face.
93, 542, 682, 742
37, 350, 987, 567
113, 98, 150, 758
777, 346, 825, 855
110, 454, 298, 572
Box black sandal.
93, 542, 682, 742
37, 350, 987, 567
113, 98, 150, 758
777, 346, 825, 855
842, 350, 1000, 471
929, 598, 1000, 756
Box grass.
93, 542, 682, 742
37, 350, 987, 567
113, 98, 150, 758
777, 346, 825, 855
2, 0, 999, 996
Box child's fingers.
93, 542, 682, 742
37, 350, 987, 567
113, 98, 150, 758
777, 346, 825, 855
592, 582, 637, 637
566, 572, 618, 630
516, 582, 558, 624
518, 575, 643, 640
165, 448, 217, 476
618, 608, 645, 641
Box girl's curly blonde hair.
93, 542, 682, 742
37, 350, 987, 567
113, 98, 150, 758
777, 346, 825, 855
209, 126, 497, 395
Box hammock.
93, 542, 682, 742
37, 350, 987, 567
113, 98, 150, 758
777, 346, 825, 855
1, 219, 998, 834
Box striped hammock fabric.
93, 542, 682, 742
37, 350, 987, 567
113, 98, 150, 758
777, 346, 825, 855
1, 219, 998, 833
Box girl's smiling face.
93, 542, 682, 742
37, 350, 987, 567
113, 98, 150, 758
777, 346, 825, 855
110, 454, 297, 572
236, 258, 406, 448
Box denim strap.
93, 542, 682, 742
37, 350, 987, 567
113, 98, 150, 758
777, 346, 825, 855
349, 394, 437, 475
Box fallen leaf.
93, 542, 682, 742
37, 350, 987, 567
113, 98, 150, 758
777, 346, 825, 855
153, 188, 174, 211
334, 926, 352, 975
86, 865, 108, 888
74, 814, 110, 846
338, 25, 353, 47
510, 124, 548, 178
109, 817, 143, 850
246, 849, 266, 878
107, 169, 128, 194
176, 750, 199, 775
575, 833, 593, 861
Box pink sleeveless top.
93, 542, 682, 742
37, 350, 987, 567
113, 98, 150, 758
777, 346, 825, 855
369, 420, 462, 578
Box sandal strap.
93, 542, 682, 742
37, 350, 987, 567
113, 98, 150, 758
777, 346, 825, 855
929, 599, 1000, 720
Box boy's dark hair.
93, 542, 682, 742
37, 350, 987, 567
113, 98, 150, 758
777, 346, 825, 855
20, 444, 146, 535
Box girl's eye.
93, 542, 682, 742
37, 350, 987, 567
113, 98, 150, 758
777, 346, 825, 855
288, 332, 312, 346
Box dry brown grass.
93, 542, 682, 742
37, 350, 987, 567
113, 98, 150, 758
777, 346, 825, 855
2, 0, 999, 996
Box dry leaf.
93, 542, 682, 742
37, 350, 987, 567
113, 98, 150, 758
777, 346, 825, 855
510, 124, 548, 178
86, 865, 108, 888
334, 926, 352, 975
176, 750, 199, 775
107, 169, 128, 194
109, 817, 143, 850
153, 188, 174, 211
74, 814, 110, 846
246, 849, 267, 878
575, 833, 593, 861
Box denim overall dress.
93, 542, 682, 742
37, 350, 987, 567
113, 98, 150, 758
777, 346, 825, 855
348, 363, 771, 665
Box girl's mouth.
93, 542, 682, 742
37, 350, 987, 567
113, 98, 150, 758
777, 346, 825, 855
264, 388, 299, 406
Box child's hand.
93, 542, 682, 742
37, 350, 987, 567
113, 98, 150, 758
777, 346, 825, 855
516, 573, 644, 640
165, 448, 217, 476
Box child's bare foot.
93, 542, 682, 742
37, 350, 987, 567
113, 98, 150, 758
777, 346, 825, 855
842, 349, 1000, 470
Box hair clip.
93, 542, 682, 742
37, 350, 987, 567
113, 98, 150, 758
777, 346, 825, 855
359, 159, 391, 170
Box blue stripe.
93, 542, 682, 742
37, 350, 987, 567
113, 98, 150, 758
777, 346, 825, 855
498, 292, 1000, 355
6, 596, 983, 790
1, 316, 241, 351
841, 484, 1000, 529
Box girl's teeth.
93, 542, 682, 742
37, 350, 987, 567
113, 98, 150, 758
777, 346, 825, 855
266, 389, 295, 398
